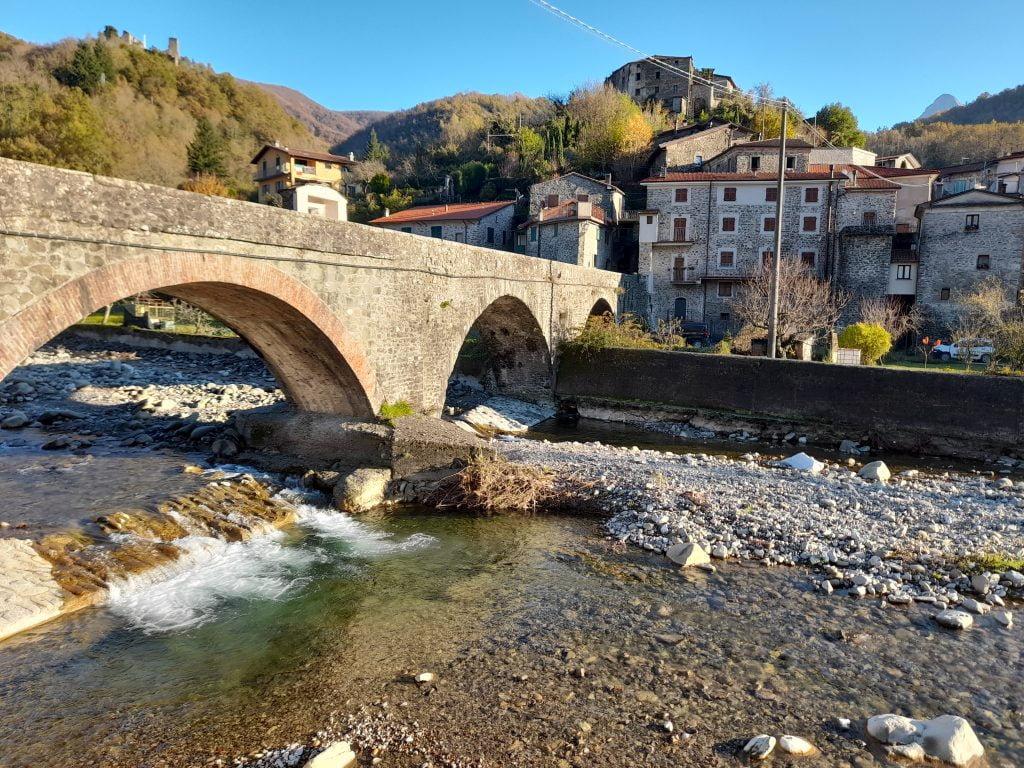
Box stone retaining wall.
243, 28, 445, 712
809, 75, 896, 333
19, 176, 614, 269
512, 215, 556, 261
557, 349, 1024, 457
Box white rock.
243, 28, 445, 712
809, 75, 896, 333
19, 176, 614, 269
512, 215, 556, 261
960, 598, 989, 615
858, 461, 891, 483
935, 609, 973, 629
1004, 571, 1024, 588
332, 468, 391, 513
970, 573, 990, 595
867, 714, 923, 745
414, 671, 435, 685
887, 742, 926, 761
743, 734, 776, 760
666, 542, 710, 568
777, 735, 814, 755
780, 453, 824, 473
303, 741, 356, 768
711, 543, 728, 559
920, 715, 985, 766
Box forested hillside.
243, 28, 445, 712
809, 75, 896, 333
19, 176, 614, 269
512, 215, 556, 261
0, 29, 317, 193
921, 84, 1024, 125
868, 121, 1024, 168
250, 81, 388, 146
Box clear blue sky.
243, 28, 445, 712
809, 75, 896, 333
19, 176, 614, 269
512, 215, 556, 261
4, 0, 1022, 129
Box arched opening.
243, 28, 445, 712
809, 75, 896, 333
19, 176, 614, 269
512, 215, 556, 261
674, 297, 687, 319
589, 298, 614, 319
447, 296, 552, 410
0, 255, 377, 417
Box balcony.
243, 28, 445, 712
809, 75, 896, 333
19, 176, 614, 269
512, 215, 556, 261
671, 267, 699, 285
891, 249, 919, 263
294, 163, 319, 177
653, 238, 697, 247
702, 265, 757, 280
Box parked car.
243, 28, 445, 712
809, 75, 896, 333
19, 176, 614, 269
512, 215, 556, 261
680, 321, 711, 347
931, 338, 994, 363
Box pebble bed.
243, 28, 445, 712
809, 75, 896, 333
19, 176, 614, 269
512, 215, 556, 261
497, 436, 1023, 625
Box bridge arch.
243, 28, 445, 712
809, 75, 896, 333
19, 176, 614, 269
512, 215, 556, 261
588, 298, 615, 318
1, 252, 378, 416
447, 295, 552, 404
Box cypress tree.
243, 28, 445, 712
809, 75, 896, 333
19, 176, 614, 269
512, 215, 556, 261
186, 117, 226, 177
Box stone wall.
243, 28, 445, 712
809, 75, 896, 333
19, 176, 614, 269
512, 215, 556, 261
528, 174, 623, 221
835, 231, 895, 323
375, 205, 515, 250
0, 158, 621, 415
656, 128, 747, 173
557, 348, 1024, 457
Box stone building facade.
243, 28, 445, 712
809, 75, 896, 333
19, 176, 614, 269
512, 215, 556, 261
606, 56, 738, 119
915, 190, 1024, 332
517, 202, 609, 269
526, 173, 624, 222
638, 171, 839, 330
648, 122, 755, 174
832, 182, 901, 321
370, 201, 516, 250
703, 139, 814, 174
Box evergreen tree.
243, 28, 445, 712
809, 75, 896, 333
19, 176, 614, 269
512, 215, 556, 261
814, 102, 866, 148
364, 128, 390, 165
186, 117, 226, 177
53, 40, 115, 95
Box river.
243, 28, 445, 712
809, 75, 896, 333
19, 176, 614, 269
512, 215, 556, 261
0, 427, 1021, 767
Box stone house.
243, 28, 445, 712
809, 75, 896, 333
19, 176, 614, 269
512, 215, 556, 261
914, 190, 1024, 332
516, 201, 610, 269
369, 201, 516, 250
527, 173, 625, 222
934, 161, 998, 198
810, 164, 939, 233
647, 121, 755, 174
702, 139, 814, 174
993, 150, 1024, 195
606, 56, 738, 119
638, 170, 839, 330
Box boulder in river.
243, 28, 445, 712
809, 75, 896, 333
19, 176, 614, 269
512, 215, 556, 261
333, 468, 391, 513
666, 542, 711, 568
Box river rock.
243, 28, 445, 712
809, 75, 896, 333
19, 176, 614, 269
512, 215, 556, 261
858, 460, 891, 483
920, 715, 985, 766
868, 714, 924, 745
935, 609, 973, 629
666, 542, 710, 567
1, 411, 29, 429
960, 598, 989, 615
970, 573, 991, 595
778, 735, 814, 755
711, 543, 728, 559
333, 468, 391, 513
993, 610, 1013, 628
1005, 571, 1024, 588
414, 671, 436, 685
839, 439, 859, 453
780, 453, 823, 473
303, 741, 356, 768
743, 734, 776, 760
211, 438, 238, 458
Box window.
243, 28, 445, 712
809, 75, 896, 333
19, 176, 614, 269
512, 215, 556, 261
750, 156, 761, 171
645, 215, 654, 225
325, 162, 332, 170
940, 287, 951, 301
803, 216, 818, 232
694, 154, 703, 167
721, 217, 736, 232
672, 256, 686, 282
805, 187, 819, 203
529, 226, 537, 242
863, 211, 877, 226
262, 184, 268, 194
275, 157, 281, 170
275, 180, 284, 191
673, 217, 687, 242
896, 264, 912, 280
487, 227, 495, 244
786, 156, 796, 169
763, 217, 777, 232
262, 160, 267, 175
546, 194, 559, 208
720, 312, 730, 322
965, 214, 980, 231
977, 254, 990, 270
765, 187, 778, 202
502, 231, 507, 245
719, 250, 735, 267
675, 188, 688, 203
723, 187, 737, 202
717, 282, 734, 297
454, 233, 463, 242
577, 193, 589, 202
431, 226, 443, 239
551, 223, 559, 236
655, 70, 661, 79
801, 251, 816, 267
762, 250, 774, 265
401, 227, 412, 234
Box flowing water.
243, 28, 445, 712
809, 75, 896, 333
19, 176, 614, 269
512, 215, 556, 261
0, 428, 1022, 767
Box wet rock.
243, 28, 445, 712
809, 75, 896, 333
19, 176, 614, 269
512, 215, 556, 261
858, 461, 891, 483
935, 610, 973, 630
921, 715, 985, 766
743, 734, 776, 760
780, 453, 823, 473
839, 439, 859, 453
666, 542, 710, 568
993, 610, 1013, 628
1, 411, 29, 429
303, 741, 356, 768
333, 468, 391, 513
41, 436, 72, 450
211, 438, 239, 458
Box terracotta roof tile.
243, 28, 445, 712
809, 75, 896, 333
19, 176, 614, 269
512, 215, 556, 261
641, 171, 837, 183
251, 144, 357, 166
369, 201, 514, 225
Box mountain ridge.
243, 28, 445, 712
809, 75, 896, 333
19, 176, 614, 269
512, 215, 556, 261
246, 81, 389, 147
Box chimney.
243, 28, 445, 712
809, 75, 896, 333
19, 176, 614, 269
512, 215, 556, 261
829, 163, 835, 179
384, 208, 390, 217
577, 201, 593, 220
348, 151, 355, 161
168, 37, 180, 65
851, 169, 858, 186
605, 173, 613, 188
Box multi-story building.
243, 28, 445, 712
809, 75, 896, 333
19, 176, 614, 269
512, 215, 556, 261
934, 161, 998, 198
638, 170, 841, 329
606, 56, 738, 120
251, 143, 357, 219
993, 150, 1024, 195
914, 190, 1024, 332
702, 138, 815, 174
810, 164, 939, 233
647, 121, 755, 174
369, 201, 516, 250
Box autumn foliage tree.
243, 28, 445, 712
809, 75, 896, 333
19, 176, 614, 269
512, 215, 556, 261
567, 84, 655, 175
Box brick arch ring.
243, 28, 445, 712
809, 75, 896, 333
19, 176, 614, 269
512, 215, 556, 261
1, 251, 379, 416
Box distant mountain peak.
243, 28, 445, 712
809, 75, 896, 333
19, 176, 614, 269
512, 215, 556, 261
919, 94, 963, 120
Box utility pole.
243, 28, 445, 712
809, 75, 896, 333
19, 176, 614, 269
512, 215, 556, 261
766, 106, 787, 359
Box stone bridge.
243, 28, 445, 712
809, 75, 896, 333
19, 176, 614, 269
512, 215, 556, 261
0, 158, 621, 416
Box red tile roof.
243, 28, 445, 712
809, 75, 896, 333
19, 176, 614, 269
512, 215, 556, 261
808, 164, 938, 178
369, 201, 514, 224
641, 171, 837, 183
844, 177, 900, 190
519, 201, 607, 229
251, 144, 357, 166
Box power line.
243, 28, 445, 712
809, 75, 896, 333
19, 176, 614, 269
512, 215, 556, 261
527, 0, 938, 190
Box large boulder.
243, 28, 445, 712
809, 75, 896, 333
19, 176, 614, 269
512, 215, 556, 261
858, 460, 891, 483
921, 715, 985, 766
304, 741, 357, 768
333, 468, 392, 513
1, 411, 29, 429
780, 452, 824, 473
666, 542, 711, 568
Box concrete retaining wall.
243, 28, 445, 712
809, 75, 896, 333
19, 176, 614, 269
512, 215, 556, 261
557, 349, 1024, 456
60, 325, 257, 357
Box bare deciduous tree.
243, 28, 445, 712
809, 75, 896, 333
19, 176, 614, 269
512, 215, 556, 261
858, 296, 923, 344
729, 258, 848, 356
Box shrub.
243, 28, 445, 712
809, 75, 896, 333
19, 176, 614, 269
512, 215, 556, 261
559, 313, 660, 358
179, 174, 232, 197
838, 322, 892, 365
378, 400, 414, 425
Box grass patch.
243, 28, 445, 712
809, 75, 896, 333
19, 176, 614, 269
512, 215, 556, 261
559, 313, 666, 359
882, 359, 977, 375
378, 400, 414, 425
957, 553, 1024, 575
